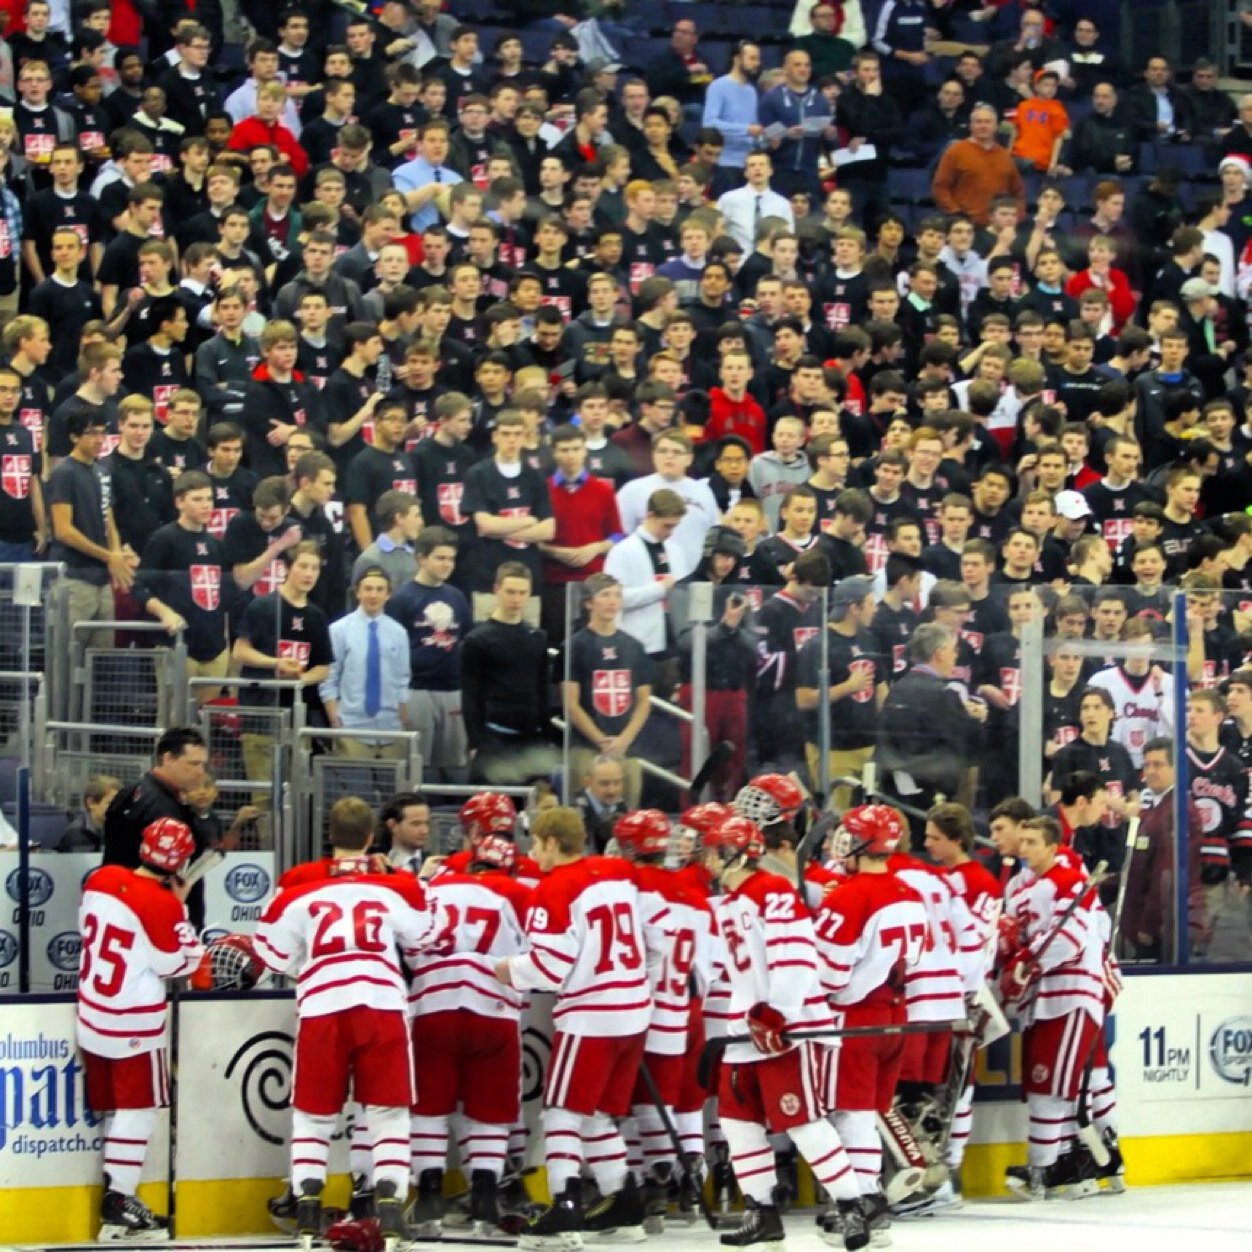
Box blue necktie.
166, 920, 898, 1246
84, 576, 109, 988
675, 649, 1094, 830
365, 619, 381, 717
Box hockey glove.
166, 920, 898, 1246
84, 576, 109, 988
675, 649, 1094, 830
997, 951, 1039, 1003
746, 1003, 789, 1055
996, 913, 1023, 961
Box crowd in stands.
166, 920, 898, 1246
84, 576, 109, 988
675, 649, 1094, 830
3, 0, 1252, 953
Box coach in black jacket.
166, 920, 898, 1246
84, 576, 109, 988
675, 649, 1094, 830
102, 727, 208, 868
877, 622, 984, 826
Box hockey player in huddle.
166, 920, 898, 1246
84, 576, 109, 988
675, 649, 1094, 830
78, 818, 206, 1241
611, 809, 719, 1227
999, 815, 1116, 1200
702, 812, 871, 1252
408, 832, 532, 1238
436, 790, 544, 886
253, 797, 448, 1247
494, 805, 660, 1247
813, 804, 929, 1247
920, 802, 1005, 1210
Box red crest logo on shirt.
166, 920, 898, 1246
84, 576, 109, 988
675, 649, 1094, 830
278, 639, 310, 666
849, 658, 876, 703
190, 564, 221, 611
793, 626, 819, 651
592, 669, 632, 718
254, 558, 288, 597
1, 454, 30, 500
437, 482, 465, 526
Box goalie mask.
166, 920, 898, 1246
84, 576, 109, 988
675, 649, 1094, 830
733, 773, 804, 829
833, 804, 905, 862
472, 833, 517, 873
190, 933, 265, 991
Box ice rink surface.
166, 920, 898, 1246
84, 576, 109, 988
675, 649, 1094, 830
10, 1183, 1252, 1252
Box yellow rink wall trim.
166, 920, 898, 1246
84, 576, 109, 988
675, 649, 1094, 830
4, 1138, 1252, 1242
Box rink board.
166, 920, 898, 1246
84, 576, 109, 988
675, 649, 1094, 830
1, 971, 1251, 1242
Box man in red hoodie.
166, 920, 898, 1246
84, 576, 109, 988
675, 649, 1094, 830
704, 349, 766, 453
227, 81, 309, 178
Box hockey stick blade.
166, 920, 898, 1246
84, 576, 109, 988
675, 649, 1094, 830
689, 740, 734, 802
697, 1020, 961, 1088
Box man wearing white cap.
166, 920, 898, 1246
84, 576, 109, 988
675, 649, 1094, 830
1053, 489, 1093, 545
1218, 154, 1252, 258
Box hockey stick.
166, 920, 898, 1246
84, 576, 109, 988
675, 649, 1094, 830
1110, 817, 1142, 958
689, 740, 735, 803
696, 1020, 961, 1090
1026, 862, 1110, 970
636, 1059, 719, 1230
178, 847, 225, 890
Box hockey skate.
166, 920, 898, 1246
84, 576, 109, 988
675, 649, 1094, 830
771, 1148, 799, 1212
375, 1180, 405, 1250
861, 1191, 892, 1247
99, 1189, 169, 1243
1045, 1149, 1100, 1201
711, 1143, 739, 1215
350, 1173, 376, 1221
816, 1199, 869, 1251
641, 1167, 670, 1235
269, 1185, 298, 1234
674, 1153, 706, 1225
720, 1198, 784, 1251
409, 1167, 447, 1238
891, 1177, 963, 1219
1095, 1131, 1125, 1194
1004, 1164, 1046, 1201
584, 1174, 647, 1242
468, 1169, 503, 1238
520, 1178, 584, 1250
296, 1180, 324, 1251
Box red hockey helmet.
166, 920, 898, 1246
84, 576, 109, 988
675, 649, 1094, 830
459, 792, 517, 841
139, 817, 195, 875
473, 834, 518, 872
613, 809, 671, 859
704, 814, 766, 866
733, 774, 805, 827
835, 804, 906, 860
190, 933, 265, 991
678, 802, 733, 840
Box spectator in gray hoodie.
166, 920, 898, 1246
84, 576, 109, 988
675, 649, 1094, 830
748, 414, 811, 528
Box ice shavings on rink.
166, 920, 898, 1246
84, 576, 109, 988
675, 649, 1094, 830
15, 1182, 1252, 1252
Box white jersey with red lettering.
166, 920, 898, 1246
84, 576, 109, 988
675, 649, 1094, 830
813, 870, 929, 1008
634, 863, 717, 1055
714, 869, 834, 1065
253, 856, 445, 1019
76, 866, 205, 1059
1014, 862, 1106, 1026
946, 858, 1002, 987
506, 856, 659, 1038
887, 855, 968, 1018
409, 870, 531, 1020
1087, 665, 1174, 767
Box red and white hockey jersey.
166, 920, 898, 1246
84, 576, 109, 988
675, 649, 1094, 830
946, 858, 1002, 988
409, 870, 531, 1020
1010, 862, 1106, 1025
814, 870, 928, 1008
254, 857, 445, 1018
633, 863, 717, 1056
76, 866, 204, 1059
506, 856, 658, 1037
887, 855, 968, 1018
713, 870, 834, 1064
